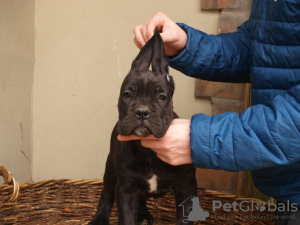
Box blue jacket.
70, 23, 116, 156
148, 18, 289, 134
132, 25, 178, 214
169, 0, 300, 205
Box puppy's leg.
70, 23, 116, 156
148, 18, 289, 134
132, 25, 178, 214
89, 152, 117, 225
116, 181, 140, 225
174, 180, 197, 225
138, 199, 153, 225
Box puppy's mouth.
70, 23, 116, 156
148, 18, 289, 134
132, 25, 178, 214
117, 118, 167, 138
133, 126, 151, 137
117, 109, 171, 139
132, 120, 152, 137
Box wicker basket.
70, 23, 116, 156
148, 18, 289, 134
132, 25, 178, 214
0, 165, 275, 224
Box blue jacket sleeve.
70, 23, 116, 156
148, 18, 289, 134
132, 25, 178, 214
169, 23, 251, 83
190, 84, 300, 171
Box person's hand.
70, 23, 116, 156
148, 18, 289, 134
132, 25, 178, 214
133, 12, 187, 56
117, 119, 193, 166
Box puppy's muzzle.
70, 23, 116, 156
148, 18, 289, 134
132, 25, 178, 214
131, 106, 152, 137
135, 107, 151, 120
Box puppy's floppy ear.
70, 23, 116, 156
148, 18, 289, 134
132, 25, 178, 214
130, 28, 168, 75
151, 28, 169, 75
130, 30, 156, 72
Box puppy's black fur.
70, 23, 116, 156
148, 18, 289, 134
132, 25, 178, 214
89, 28, 197, 225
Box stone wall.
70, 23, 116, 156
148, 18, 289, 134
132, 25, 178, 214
195, 0, 253, 195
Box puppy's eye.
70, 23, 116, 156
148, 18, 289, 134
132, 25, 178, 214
158, 95, 167, 101
123, 92, 132, 99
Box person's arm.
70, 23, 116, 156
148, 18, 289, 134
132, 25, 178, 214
190, 84, 300, 171
169, 22, 251, 83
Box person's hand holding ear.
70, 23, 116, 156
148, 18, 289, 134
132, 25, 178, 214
133, 12, 187, 57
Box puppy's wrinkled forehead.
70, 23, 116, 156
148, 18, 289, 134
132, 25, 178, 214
121, 70, 174, 95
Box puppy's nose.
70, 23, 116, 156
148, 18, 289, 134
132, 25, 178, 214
135, 108, 150, 119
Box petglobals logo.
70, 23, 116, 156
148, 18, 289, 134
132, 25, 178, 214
179, 196, 299, 223
212, 200, 298, 213
179, 196, 209, 223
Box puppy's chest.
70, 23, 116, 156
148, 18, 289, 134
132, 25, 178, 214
143, 159, 171, 195
144, 172, 173, 197
143, 158, 159, 194
143, 154, 162, 193
119, 145, 172, 195
147, 174, 158, 193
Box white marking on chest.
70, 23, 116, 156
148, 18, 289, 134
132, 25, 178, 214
147, 174, 158, 193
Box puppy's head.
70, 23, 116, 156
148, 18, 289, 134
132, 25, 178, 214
117, 28, 175, 138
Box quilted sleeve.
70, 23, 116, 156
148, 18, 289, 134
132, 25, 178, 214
168, 22, 251, 83
189, 84, 300, 171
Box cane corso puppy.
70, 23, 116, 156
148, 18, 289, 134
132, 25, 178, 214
89, 28, 197, 225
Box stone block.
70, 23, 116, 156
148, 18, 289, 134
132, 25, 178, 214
211, 97, 245, 115
219, 9, 251, 33
201, 0, 241, 9
195, 79, 246, 100
196, 168, 238, 194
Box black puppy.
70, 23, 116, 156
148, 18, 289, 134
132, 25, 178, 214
89, 28, 197, 225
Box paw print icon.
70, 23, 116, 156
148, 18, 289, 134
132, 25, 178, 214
255, 201, 266, 212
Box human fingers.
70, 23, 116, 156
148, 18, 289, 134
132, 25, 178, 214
144, 12, 167, 41
155, 151, 184, 166
144, 147, 173, 164
133, 12, 167, 48
117, 134, 157, 141
140, 139, 161, 149
155, 154, 170, 165
133, 38, 142, 49
133, 25, 145, 49
170, 118, 190, 124
155, 150, 193, 166
133, 12, 187, 56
